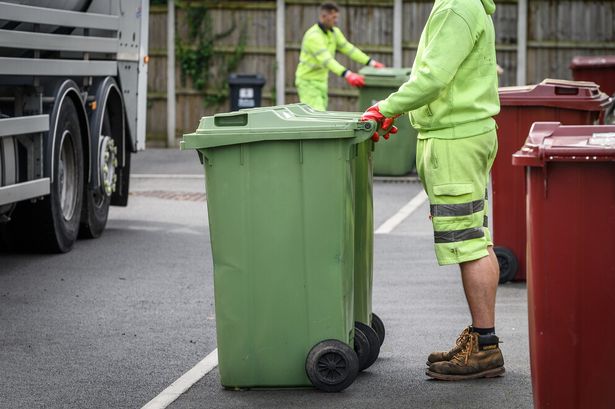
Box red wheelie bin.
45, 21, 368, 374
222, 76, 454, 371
570, 55, 615, 96
492, 79, 610, 283
512, 122, 615, 409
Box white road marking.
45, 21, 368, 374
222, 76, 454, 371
141, 348, 219, 409
375, 190, 428, 234
131, 174, 204, 179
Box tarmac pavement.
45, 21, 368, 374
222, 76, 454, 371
0, 148, 532, 408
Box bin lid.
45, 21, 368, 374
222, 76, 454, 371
498, 79, 611, 111
181, 105, 376, 150
512, 122, 615, 167
241, 103, 361, 119
570, 55, 615, 69
358, 67, 411, 87
228, 73, 266, 86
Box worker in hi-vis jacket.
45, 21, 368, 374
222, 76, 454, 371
295, 2, 385, 111
361, 0, 506, 381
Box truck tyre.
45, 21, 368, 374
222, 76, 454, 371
79, 103, 114, 238
0, 97, 84, 252
36, 98, 85, 252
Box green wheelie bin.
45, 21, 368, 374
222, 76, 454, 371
358, 67, 417, 176
264, 104, 386, 364
261, 104, 385, 368
181, 106, 377, 392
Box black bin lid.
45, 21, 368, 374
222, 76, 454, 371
228, 74, 266, 86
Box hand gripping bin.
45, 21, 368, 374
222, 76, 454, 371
181, 106, 377, 392
358, 67, 417, 176
570, 55, 615, 97
512, 122, 615, 409
493, 79, 611, 283
238, 103, 384, 371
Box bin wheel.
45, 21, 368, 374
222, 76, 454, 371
605, 97, 615, 125
355, 321, 380, 370
305, 339, 359, 393
371, 312, 386, 346
495, 246, 518, 284
353, 326, 371, 371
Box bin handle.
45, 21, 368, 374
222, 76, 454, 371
214, 113, 248, 127
199, 150, 213, 167
554, 86, 579, 96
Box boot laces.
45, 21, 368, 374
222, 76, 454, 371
451, 333, 478, 365
454, 327, 471, 347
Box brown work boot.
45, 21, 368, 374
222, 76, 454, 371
426, 332, 505, 380
426, 326, 472, 366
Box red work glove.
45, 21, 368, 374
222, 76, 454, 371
369, 60, 385, 69
344, 71, 365, 88
360, 103, 399, 142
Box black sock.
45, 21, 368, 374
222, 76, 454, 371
472, 326, 495, 336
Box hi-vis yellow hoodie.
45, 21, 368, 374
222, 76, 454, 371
379, 0, 500, 139
295, 23, 371, 83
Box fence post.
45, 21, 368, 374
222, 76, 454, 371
517, 0, 527, 86
166, 0, 176, 147
276, 0, 286, 105
393, 0, 402, 68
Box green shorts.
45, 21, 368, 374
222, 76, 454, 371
416, 129, 498, 265
295, 79, 328, 111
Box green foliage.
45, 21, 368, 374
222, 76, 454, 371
175, 3, 247, 106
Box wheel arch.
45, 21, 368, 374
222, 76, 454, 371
47, 80, 90, 185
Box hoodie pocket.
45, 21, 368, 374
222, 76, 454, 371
426, 104, 433, 116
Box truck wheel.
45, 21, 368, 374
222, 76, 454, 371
79, 108, 115, 238
34, 98, 85, 252
306, 339, 359, 392
495, 246, 518, 284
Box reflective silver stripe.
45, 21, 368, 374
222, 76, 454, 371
483, 215, 488, 228
322, 57, 334, 66
299, 59, 320, 69
434, 227, 485, 243
313, 48, 329, 56
430, 199, 484, 217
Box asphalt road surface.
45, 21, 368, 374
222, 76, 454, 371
0, 149, 532, 409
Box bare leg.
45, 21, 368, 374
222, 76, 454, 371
459, 246, 499, 328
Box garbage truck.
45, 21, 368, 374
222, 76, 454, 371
0, 0, 149, 252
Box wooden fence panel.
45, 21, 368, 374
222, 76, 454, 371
401, 1, 432, 67
147, 1, 615, 145
526, 1, 615, 84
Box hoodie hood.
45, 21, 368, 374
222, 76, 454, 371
481, 0, 496, 15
